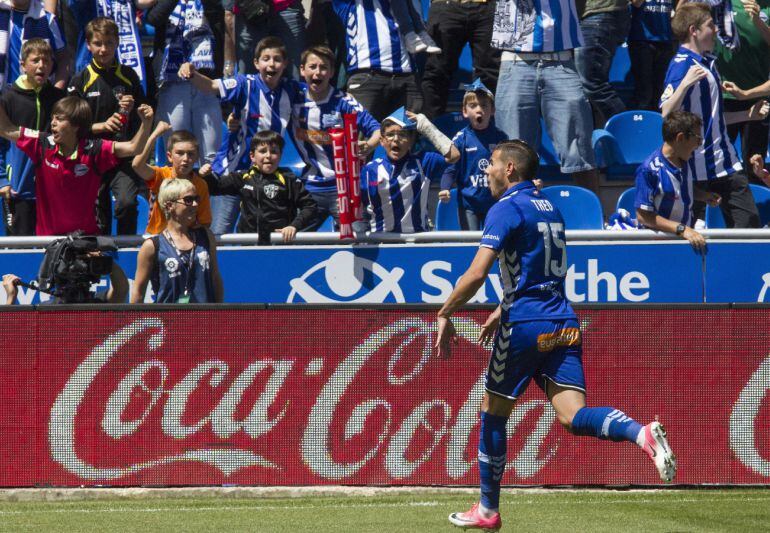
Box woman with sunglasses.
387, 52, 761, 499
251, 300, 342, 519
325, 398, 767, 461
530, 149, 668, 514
130, 178, 224, 303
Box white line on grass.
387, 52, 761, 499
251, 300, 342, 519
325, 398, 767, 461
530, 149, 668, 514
0, 501, 441, 516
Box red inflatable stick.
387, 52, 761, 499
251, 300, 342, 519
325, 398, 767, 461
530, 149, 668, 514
342, 113, 363, 221
330, 128, 354, 239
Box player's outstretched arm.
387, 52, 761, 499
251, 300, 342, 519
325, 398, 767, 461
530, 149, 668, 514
435, 247, 497, 358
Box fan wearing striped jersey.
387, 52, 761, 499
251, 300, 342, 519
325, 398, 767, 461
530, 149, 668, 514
436, 140, 677, 531
360, 107, 459, 233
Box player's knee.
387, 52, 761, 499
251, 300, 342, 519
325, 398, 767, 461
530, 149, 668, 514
556, 411, 577, 433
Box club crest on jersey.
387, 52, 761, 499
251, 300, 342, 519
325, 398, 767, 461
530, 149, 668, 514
264, 183, 280, 199
321, 112, 342, 129
74, 164, 90, 177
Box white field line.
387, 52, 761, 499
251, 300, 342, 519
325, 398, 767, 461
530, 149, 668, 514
1, 496, 770, 516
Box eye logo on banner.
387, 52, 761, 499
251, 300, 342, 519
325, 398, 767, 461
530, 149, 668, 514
287, 251, 405, 303
757, 273, 770, 302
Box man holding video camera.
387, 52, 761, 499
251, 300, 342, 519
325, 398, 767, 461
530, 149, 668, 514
2, 232, 129, 305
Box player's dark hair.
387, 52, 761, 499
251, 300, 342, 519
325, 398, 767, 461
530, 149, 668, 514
671, 3, 711, 43
494, 140, 539, 181
167, 130, 199, 152
254, 36, 287, 61
51, 96, 93, 139
662, 111, 703, 143
250, 130, 285, 152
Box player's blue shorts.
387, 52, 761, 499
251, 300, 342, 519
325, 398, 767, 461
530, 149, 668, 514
485, 319, 586, 400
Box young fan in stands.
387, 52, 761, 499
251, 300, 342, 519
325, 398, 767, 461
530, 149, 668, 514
68, 17, 147, 236
200, 130, 317, 245
132, 123, 213, 234
0, 38, 66, 236
438, 79, 507, 231
178, 36, 301, 234
0, 95, 153, 236
360, 107, 459, 233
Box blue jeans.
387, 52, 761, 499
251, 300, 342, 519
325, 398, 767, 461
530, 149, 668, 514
495, 56, 596, 173
574, 10, 631, 127
210, 194, 241, 234
156, 81, 222, 164
235, 5, 306, 78
459, 208, 484, 231
306, 190, 339, 231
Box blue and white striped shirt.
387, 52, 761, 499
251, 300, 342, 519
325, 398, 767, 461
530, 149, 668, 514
491, 0, 583, 53
212, 74, 300, 175
292, 85, 380, 192
634, 148, 693, 226
0, 5, 66, 89
361, 151, 446, 233
660, 47, 741, 182
332, 0, 413, 74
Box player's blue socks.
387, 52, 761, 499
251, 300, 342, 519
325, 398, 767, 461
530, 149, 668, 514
571, 407, 643, 443
478, 412, 508, 511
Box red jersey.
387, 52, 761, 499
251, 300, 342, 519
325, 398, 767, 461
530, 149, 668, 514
17, 128, 119, 235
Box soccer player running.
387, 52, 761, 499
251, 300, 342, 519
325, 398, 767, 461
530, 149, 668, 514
435, 140, 676, 532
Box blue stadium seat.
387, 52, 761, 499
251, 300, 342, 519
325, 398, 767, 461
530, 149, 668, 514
154, 136, 167, 166
608, 43, 633, 91
705, 204, 726, 228
616, 187, 636, 213
111, 194, 151, 235
433, 112, 466, 139
542, 185, 604, 229
706, 185, 770, 228
281, 134, 308, 175
316, 215, 336, 232
593, 110, 663, 180
435, 188, 461, 230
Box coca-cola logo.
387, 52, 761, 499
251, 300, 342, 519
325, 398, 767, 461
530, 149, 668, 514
48, 316, 560, 482
730, 354, 770, 476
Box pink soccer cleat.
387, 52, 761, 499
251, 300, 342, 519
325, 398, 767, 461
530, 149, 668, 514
448, 502, 502, 531
641, 420, 677, 483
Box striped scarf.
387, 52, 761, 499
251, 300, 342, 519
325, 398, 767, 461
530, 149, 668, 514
0, 0, 47, 88
159, 0, 215, 84
95, 0, 146, 91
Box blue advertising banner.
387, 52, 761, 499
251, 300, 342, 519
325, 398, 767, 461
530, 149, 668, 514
0, 240, 720, 304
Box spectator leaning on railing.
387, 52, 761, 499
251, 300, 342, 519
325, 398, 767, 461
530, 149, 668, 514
634, 110, 721, 251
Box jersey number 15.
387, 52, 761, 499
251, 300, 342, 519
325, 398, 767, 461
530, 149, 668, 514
537, 222, 567, 277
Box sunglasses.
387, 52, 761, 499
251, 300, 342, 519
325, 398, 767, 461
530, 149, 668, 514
174, 195, 200, 206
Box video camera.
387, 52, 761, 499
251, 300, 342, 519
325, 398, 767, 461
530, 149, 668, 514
36, 232, 117, 303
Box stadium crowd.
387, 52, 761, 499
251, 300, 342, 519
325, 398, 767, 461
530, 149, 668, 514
0, 0, 769, 244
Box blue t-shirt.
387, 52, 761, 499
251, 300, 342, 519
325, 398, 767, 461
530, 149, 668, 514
361, 151, 446, 233
479, 181, 576, 323
634, 147, 693, 226
440, 124, 507, 214
629, 0, 673, 43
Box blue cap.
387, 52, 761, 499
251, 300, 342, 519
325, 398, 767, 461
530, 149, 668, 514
382, 106, 416, 130
463, 78, 493, 98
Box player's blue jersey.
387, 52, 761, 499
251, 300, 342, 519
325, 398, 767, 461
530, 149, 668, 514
480, 181, 576, 323
440, 124, 507, 214
361, 151, 446, 232
292, 84, 380, 192
211, 74, 300, 175
660, 47, 741, 182
634, 147, 693, 226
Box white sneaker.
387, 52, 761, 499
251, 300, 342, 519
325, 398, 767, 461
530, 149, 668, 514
418, 31, 442, 54
403, 31, 428, 54
641, 420, 676, 483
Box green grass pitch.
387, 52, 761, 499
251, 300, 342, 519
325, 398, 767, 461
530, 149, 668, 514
0, 489, 768, 532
